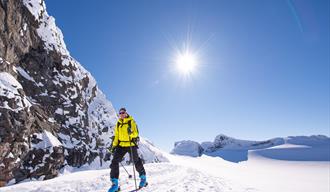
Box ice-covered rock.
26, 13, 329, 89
171, 134, 329, 163
207, 134, 284, 151
171, 140, 204, 157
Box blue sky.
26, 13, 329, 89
46, 0, 329, 151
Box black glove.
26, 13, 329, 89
104, 152, 111, 161
108, 146, 117, 154
131, 137, 140, 145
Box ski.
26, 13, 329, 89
126, 182, 148, 192
107, 186, 120, 192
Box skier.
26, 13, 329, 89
108, 107, 147, 192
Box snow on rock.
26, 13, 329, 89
171, 134, 284, 159
31, 130, 62, 149
22, 0, 45, 21
209, 134, 284, 151
5, 0, 175, 185
171, 140, 204, 157
138, 138, 169, 162
171, 134, 329, 163
0, 0, 169, 186
0, 72, 23, 90
200, 141, 214, 150
16, 67, 43, 87
286, 135, 330, 147
0, 72, 32, 112
23, 0, 68, 55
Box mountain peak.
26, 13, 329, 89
0, 0, 167, 186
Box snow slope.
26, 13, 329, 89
1, 143, 329, 192
0, 158, 255, 192
179, 150, 329, 192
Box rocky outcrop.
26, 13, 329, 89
0, 0, 117, 186
0, 0, 167, 187
171, 134, 285, 158
171, 140, 204, 157
203, 134, 284, 152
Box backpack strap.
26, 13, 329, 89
115, 122, 121, 145
128, 120, 139, 135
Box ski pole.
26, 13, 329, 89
109, 147, 133, 179
120, 161, 132, 179
129, 136, 138, 191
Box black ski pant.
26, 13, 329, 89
110, 146, 146, 179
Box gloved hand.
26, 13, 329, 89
131, 137, 140, 145
104, 152, 111, 161
108, 146, 117, 154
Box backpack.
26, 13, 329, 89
115, 119, 140, 145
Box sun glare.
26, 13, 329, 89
175, 51, 198, 76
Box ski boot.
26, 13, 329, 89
139, 175, 148, 189
108, 178, 120, 192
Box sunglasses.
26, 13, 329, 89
119, 112, 126, 115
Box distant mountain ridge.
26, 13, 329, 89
171, 134, 330, 162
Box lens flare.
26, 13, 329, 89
175, 51, 197, 75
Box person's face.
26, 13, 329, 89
119, 110, 127, 119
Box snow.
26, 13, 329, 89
0, 72, 32, 112
32, 130, 62, 149
6, 179, 15, 186
209, 134, 284, 150
54, 108, 62, 114
0, 162, 248, 192
252, 143, 330, 161
171, 140, 203, 157
48, 117, 56, 123
23, 0, 69, 55
172, 134, 328, 163
1, 142, 329, 192
20, 29, 24, 36
286, 135, 330, 146
204, 135, 330, 162
37, 14, 69, 55
57, 133, 75, 149
23, 23, 27, 31
0, 72, 23, 90
7, 152, 14, 158
22, 0, 45, 21
44, 130, 62, 147
14, 158, 21, 164
138, 138, 169, 162
16, 67, 39, 84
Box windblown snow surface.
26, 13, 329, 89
0, 137, 329, 192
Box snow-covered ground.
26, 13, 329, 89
1, 140, 329, 192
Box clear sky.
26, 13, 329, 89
45, 0, 329, 152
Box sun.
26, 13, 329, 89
175, 51, 198, 75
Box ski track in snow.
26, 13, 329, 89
0, 163, 255, 192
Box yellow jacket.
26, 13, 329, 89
112, 115, 139, 147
